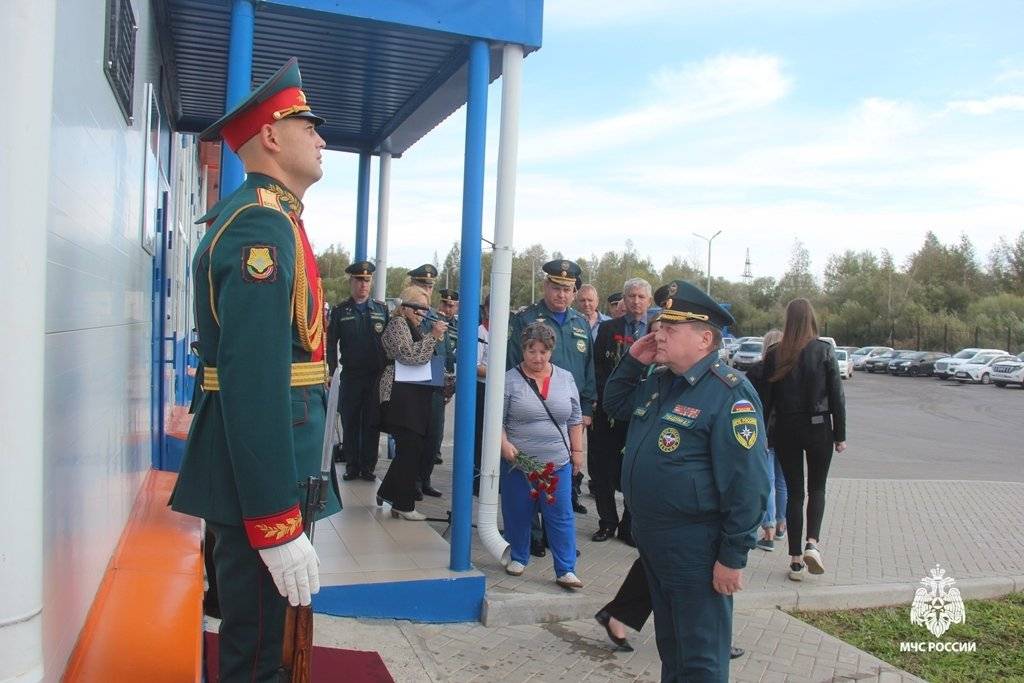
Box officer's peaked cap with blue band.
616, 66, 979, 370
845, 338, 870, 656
200, 58, 325, 152
655, 280, 735, 329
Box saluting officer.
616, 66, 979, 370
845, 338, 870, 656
170, 58, 341, 682
417, 288, 458, 496
604, 280, 769, 682
327, 260, 389, 481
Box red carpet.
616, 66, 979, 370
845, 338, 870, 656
204, 632, 394, 682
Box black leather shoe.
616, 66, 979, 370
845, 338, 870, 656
359, 471, 376, 482
594, 610, 633, 652
421, 485, 443, 498
730, 647, 744, 659
572, 502, 588, 514
332, 444, 345, 464
529, 539, 547, 558
342, 471, 359, 481
591, 528, 614, 542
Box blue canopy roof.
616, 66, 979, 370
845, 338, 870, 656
155, 0, 543, 155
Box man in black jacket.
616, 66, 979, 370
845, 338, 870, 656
590, 278, 653, 544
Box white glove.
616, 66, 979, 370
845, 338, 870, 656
258, 534, 321, 606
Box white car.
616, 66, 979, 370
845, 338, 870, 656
725, 336, 761, 360
935, 348, 1009, 379
818, 336, 838, 349
730, 341, 765, 371
953, 353, 1015, 385
851, 346, 893, 369
991, 353, 1024, 388
719, 336, 736, 361
835, 349, 853, 379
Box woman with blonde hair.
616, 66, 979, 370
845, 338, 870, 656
376, 286, 448, 520
762, 300, 846, 580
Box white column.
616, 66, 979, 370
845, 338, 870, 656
0, 2, 55, 682
477, 43, 524, 564
372, 151, 392, 301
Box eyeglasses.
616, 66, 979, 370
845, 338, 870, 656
401, 302, 429, 313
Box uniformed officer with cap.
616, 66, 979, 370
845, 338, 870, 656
604, 280, 769, 682
327, 260, 389, 481
408, 263, 438, 292
170, 58, 341, 681
508, 260, 596, 536
417, 288, 458, 495
607, 291, 624, 319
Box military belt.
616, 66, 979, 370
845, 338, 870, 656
201, 361, 327, 391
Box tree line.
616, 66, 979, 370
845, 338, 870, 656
316, 230, 1024, 353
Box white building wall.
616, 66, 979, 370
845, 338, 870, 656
41, 0, 174, 677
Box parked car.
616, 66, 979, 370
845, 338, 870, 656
953, 353, 1015, 384
731, 341, 765, 371
726, 336, 762, 360
851, 346, 893, 369
888, 351, 949, 377
933, 348, 1009, 379
818, 336, 837, 348
991, 354, 1024, 388
835, 349, 853, 379
864, 349, 912, 373
719, 336, 736, 361
837, 346, 859, 356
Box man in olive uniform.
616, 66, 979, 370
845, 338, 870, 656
408, 263, 438, 294
170, 58, 341, 682
603, 280, 769, 682
416, 288, 458, 496
327, 261, 389, 480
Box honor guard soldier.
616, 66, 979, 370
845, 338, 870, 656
408, 263, 438, 294
603, 280, 769, 682
327, 260, 389, 481
508, 260, 596, 530
417, 288, 458, 494
169, 58, 341, 682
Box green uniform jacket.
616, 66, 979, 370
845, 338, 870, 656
506, 301, 596, 417
171, 173, 341, 549
327, 297, 389, 376
604, 352, 769, 569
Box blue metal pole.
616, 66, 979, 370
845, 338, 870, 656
220, 0, 254, 194
450, 40, 489, 571
355, 152, 371, 262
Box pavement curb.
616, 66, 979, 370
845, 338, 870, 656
481, 575, 1024, 626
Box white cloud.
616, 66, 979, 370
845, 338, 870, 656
520, 54, 790, 162
947, 95, 1024, 115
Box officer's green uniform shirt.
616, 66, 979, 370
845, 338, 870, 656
327, 297, 388, 376
419, 311, 458, 372
506, 300, 597, 417
171, 173, 341, 547
604, 350, 769, 568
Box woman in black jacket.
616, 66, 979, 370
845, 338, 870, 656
762, 298, 847, 581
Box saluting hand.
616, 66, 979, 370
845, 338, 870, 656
629, 332, 658, 364
712, 561, 743, 596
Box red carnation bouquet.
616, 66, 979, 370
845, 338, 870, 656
513, 452, 559, 505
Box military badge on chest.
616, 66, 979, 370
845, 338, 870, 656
658, 427, 681, 453
242, 245, 277, 283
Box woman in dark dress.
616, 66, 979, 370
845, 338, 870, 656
376, 286, 448, 520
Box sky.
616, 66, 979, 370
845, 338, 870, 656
301, 0, 1024, 283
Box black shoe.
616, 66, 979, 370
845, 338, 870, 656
573, 502, 588, 514
434, 455, 443, 464
594, 610, 634, 652
342, 471, 359, 481
730, 647, 744, 659
332, 444, 345, 463
529, 539, 547, 558
414, 489, 424, 501
591, 527, 614, 542
359, 471, 376, 482
421, 485, 443, 498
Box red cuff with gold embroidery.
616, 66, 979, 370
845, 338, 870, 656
244, 505, 303, 549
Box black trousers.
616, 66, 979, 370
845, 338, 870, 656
473, 381, 485, 496
207, 522, 286, 683
601, 557, 652, 633
589, 409, 630, 531
340, 372, 381, 476
418, 389, 445, 489
774, 414, 835, 557
379, 426, 426, 512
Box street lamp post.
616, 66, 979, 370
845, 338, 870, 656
693, 230, 722, 296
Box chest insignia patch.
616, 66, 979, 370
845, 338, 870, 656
731, 399, 755, 414
374, 321, 384, 333
242, 245, 277, 283
732, 416, 758, 449
661, 413, 694, 428
674, 404, 701, 419
577, 339, 586, 353
658, 427, 681, 453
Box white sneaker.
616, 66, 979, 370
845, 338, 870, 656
506, 561, 526, 576
788, 563, 804, 581
556, 572, 583, 589
803, 544, 825, 575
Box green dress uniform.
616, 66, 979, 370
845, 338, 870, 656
169, 58, 340, 683
327, 261, 389, 480
603, 280, 769, 682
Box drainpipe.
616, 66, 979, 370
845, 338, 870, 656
372, 151, 391, 301
477, 43, 524, 566
0, 2, 54, 680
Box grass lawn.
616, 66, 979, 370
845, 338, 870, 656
791, 592, 1024, 682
